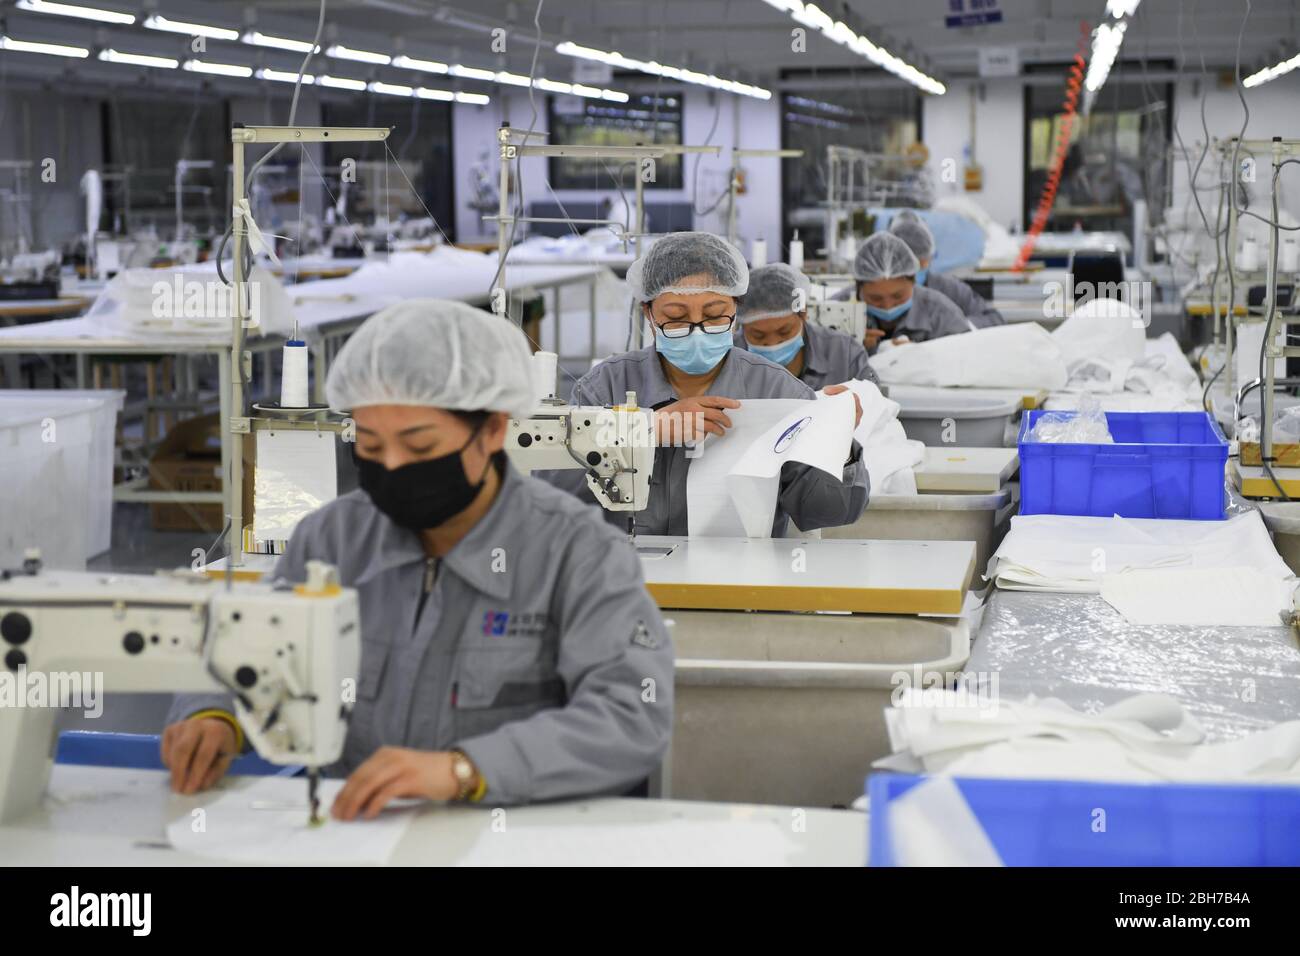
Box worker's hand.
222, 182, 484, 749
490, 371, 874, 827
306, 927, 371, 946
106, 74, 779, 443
332, 747, 459, 820
654, 395, 741, 446
824, 384, 863, 428
863, 327, 888, 350
161, 716, 237, 795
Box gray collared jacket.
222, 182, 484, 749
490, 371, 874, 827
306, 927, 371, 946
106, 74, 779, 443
925, 272, 1005, 328
734, 320, 880, 389
167, 462, 673, 805
546, 345, 869, 536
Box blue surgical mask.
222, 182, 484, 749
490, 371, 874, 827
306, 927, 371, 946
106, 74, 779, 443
867, 299, 913, 324
915, 267, 929, 286
655, 327, 733, 375
748, 331, 804, 367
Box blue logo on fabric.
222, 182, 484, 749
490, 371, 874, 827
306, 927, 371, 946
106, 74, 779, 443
482, 611, 509, 636
774, 416, 812, 452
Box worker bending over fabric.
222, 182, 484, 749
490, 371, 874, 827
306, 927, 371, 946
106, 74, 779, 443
162, 300, 673, 815
889, 210, 1003, 328
552, 231, 868, 537
733, 262, 880, 388
850, 232, 970, 354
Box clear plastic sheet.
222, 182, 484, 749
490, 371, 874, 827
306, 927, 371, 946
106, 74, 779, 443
1025, 394, 1113, 443
969, 589, 1300, 742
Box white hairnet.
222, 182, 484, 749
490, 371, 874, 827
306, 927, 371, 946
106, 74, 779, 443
853, 232, 920, 283
738, 263, 812, 325
626, 231, 748, 301
889, 213, 935, 261
325, 298, 536, 417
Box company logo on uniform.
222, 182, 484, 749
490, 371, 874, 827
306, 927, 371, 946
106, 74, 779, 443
773, 416, 812, 452
482, 611, 509, 636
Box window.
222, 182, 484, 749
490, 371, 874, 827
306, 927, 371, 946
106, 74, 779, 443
1023, 61, 1172, 239
779, 71, 923, 253
546, 93, 683, 190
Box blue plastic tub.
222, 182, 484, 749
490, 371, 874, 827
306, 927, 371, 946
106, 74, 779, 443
1018, 410, 1228, 520
868, 774, 1300, 866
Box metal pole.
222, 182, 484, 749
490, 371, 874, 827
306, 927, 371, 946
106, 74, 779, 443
1261, 138, 1283, 469
634, 164, 646, 349
496, 125, 512, 319
228, 139, 247, 567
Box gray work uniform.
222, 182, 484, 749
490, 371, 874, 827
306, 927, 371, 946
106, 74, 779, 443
167, 463, 674, 805
849, 284, 971, 355
926, 272, 1004, 328
734, 320, 880, 389
546, 345, 869, 536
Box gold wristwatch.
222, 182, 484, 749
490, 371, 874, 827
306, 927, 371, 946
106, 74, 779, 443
449, 749, 479, 801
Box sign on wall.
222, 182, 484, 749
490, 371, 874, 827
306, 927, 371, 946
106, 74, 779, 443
945, 0, 1003, 28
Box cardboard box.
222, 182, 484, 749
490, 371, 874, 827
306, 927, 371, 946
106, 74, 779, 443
148, 413, 253, 533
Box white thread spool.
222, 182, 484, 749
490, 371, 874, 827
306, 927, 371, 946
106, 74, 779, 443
788, 238, 804, 271
751, 238, 768, 268
532, 350, 559, 404
1280, 237, 1300, 273
1238, 236, 1261, 272
280, 338, 309, 408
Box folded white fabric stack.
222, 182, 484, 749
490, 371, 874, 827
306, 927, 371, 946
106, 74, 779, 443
878, 689, 1300, 785
986, 511, 1292, 593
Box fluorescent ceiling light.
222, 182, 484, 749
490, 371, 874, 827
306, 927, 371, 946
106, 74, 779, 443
98, 48, 177, 68
326, 44, 391, 65
257, 68, 316, 84
745, 2, 944, 95
601, 90, 630, 103
392, 54, 448, 73
495, 71, 531, 86
449, 64, 494, 81
143, 14, 238, 41
0, 35, 89, 57
14, 1, 134, 25
535, 78, 573, 93
1106, 0, 1141, 17
455, 92, 490, 105
184, 59, 253, 78
370, 81, 414, 96
1084, 20, 1127, 93
242, 32, 318, 54
416, 87, 454, 100
319, 75, 367, 90
556, 41, 771, 99
1244, 51, 1300, 88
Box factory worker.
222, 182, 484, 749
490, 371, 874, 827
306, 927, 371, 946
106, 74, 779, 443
553, 231, 869, 537
161, 299, 673, 816
733, 262, 880, 388
852, 232, 970, 355
889, 211, 1003, 328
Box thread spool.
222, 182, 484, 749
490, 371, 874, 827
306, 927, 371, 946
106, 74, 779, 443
1280, 238, 1299, 273
1238, 236, 1261, 272
788, 238, 804, 271
751, 238, 768, 268
280, 339, 309, 408
532, 350, 559, 404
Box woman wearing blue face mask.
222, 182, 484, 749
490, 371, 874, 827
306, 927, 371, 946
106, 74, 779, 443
735, 262, 879, 389
852, 232, 970, 355
549, 232, 869, 537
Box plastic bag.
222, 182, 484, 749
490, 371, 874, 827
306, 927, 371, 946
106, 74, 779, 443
1026, 394, 1114, 444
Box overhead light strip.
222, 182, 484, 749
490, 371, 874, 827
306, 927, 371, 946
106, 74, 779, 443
14, 1, 134, 25
556, 41, 770, 99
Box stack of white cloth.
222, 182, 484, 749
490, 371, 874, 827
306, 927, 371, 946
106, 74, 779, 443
819, 379, 924, 495
878, 689, 1300, 785
871, 322, 1069, 390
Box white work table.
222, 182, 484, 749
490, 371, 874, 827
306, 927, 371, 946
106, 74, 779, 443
1, 765, 866, 866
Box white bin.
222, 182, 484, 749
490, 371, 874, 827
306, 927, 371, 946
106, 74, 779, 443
823, 489, 1018, 574
0, 390, 123, 568
895, 394, 1022, 447
667, 610, 970, 808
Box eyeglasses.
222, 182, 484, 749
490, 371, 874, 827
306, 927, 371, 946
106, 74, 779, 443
655, 315, 736, 338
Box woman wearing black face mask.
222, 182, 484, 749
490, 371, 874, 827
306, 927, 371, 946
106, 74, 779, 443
162, 299, 674, 819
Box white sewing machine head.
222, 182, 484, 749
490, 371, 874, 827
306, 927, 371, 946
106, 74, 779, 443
0, 560, 359, 823
807, 295, 867, 340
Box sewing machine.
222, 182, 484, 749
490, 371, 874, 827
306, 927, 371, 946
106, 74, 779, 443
0, 559, 359, 825
808, 296, 867, 340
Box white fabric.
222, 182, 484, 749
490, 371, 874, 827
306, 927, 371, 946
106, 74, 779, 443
879, 689, 1300, 785
987, 511, 1293, 592
1051, 296, 1146, 367
816, 379, 923, 495
1100, 566, 1296, 627
325, 298, 537, 417
871, 323, 1069, 390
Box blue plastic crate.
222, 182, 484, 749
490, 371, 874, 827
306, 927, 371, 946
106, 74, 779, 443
1017, 410, 1228, 520
868, 774, 1300, 866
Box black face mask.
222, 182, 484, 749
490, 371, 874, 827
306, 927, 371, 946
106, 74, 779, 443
353, 427, 489, 530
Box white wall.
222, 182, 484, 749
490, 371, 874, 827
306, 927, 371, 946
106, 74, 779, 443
923, 78, 1026, 232
451, 88, 784, 251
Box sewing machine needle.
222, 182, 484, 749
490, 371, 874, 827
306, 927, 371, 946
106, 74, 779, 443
308, 769, 322, 827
